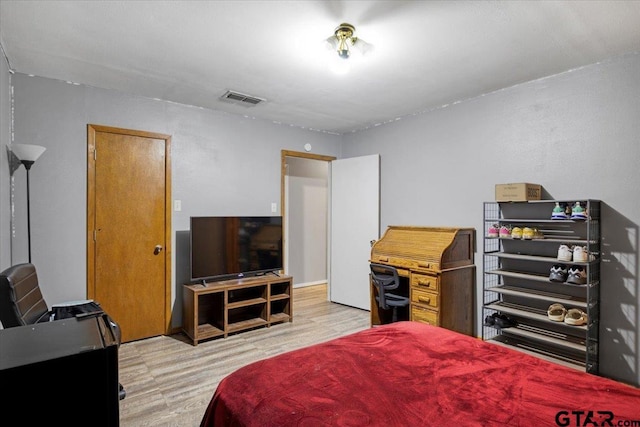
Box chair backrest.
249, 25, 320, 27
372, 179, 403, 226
0, 263, 50, 328
369, 263, 400, 310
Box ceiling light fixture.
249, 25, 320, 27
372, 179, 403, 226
325, 23, 374, 61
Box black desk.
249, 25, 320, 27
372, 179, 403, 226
0, 315, 120, 426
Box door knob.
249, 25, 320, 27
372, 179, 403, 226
154, 245, 163, 255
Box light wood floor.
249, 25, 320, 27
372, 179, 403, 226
118, 284, 370, 426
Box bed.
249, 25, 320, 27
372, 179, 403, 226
200, 321, 640, 426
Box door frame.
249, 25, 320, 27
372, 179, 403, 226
280, 150, 336, 289
87, 124, 173, 335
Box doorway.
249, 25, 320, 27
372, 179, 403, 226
281, 151, 335, 293
281, 150, 380, 310
87, 125, 172, 343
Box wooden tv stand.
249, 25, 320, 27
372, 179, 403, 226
182, 274, 292, 345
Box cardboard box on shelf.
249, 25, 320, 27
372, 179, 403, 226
495, 183, 541, 202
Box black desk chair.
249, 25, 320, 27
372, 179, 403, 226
0, 263, 126, 400
370, 263, 410, 323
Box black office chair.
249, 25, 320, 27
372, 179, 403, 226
0, 262, 51, 327
0, 263, 126, 400
370, 263, 410, 323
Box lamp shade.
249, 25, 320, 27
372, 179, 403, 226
11, 144, 46, 162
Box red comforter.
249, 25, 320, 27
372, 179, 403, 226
201, 321, 640, 426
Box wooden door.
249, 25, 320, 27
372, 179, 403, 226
87, 125, 171, 343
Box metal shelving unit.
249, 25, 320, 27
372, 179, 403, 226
482, 200, 600, 373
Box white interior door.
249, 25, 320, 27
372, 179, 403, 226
329, 154, 380, 310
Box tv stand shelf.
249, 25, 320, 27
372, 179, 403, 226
182, 274, 292, 345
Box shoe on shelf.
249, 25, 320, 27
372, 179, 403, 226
511, 226, 523, 239
570, 201, 588, 220
488, 224, 499, 238
484, 312, 498, 326
532, 228, 544, 239
547, 303, 567, 322
549, 264, 568, 282
573, 246, 589, 263
564, 308, 588, 326
499, 225, 511, 239
551, 202, 568, 220
567, 265, 587, 285
494, 314, 517, 328
557, 244, 573, 262
565, 203, 573, 218
522, 227, 534, 240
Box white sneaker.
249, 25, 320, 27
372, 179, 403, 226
557, 244, 573, 262
573, 246, 588, 263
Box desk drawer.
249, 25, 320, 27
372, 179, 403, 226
411, 306, 439, 326
411, 288, 439, 309
411, 273, 439, 292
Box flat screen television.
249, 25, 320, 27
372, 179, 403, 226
190, 216, 283, 283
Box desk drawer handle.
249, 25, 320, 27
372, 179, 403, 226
417, 279, 431, 287
418, 296, 431, 304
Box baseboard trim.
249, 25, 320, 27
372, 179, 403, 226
293, 280, 327, 288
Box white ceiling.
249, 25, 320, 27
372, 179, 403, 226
1, 0, 640, 134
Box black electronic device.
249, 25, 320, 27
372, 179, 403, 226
0, 315, 120, 425
190, 216, 283, 282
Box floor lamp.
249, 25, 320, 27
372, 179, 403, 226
10, 143, 47, 263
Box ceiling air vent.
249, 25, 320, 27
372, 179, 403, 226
220, 90, 265, 107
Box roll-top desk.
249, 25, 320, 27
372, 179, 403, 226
370, 226, 476, 336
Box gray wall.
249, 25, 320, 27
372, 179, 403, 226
0, 47, 11, 266
2, 46, 640, 386
342, 51, 640, 385
3, 71, 341, 327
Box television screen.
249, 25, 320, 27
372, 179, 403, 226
190, 216, 283, 282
